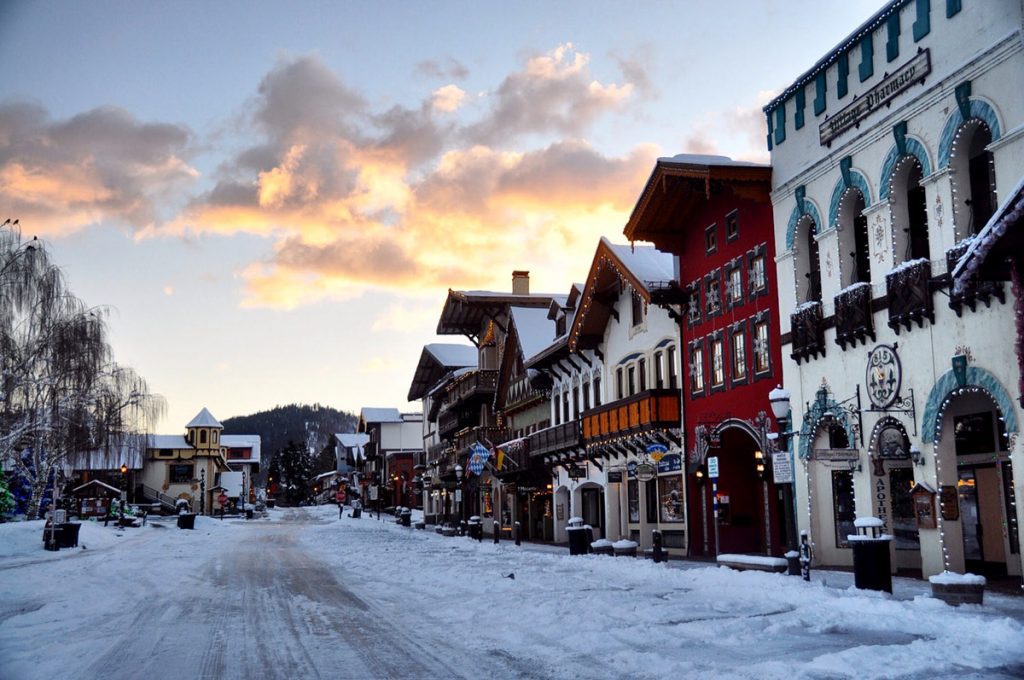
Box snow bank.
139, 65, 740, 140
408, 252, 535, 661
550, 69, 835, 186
717, 553, 788, 568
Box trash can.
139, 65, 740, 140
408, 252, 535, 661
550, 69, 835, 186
58, 522, 81, 548
467, 515, 482, 539
567, 526, 590, 555
177, 513, 197, 530
43, 524, 62, 551
850, 517, 892, 593
267, 499, 276, 508
245, 508, 254, 520
351, 507, 362, 519
785, 550, 801, 576
400, 508, 412, 527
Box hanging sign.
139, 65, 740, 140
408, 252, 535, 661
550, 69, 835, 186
645, 442, 668, 463
634, 463, 657, 482
566, 464, 586, 480
866, 344, 902, 409
707, 456, 719, 479
657, 453, 682, 474
607, 470, 624, 483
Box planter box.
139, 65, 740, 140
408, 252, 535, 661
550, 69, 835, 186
931, 582, 984, 606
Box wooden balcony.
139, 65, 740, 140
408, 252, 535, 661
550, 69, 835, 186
581, 389, 680, 445
446, 369, 497, 406
425, 441, 450, 467
946, 241, 1005, 317
527, 421, 581, 458
886, 259, 934, 333
454, 425, 508, 454
834, 283, 874, 350
790, 302, 826, 364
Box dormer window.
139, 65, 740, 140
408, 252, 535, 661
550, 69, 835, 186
199, 429, 207, 445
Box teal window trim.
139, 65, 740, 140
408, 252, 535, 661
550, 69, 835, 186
814, 72, 827, 115
774, 105, 786, 145
837, 52, 849, 99
913, 0, 931, 42
946, 0, 961, 18
766, 112, 774, 151
859, 35, 874, 82
795, 88, 805, 130
886, 12, 901, 62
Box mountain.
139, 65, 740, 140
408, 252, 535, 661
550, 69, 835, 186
221, 403, 358, 482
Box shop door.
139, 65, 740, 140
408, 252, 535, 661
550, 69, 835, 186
581, 488, 605, 538
959, 466, 1007, 576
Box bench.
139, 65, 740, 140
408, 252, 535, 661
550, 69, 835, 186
716, 553, 788, 573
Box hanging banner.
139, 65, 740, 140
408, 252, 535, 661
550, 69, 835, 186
467, 441, 491, 476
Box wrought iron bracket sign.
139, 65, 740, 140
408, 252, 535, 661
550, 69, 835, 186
864, 344, 917, 435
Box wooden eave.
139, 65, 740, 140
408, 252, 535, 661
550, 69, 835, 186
623, 161, 771, 246
436, 289, 554, 336
568, 240, 655, 351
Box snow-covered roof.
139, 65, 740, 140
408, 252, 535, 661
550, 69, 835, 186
511, 306, 557, 362
314, 470, 339, 481
359, 407, 403, 423
222, 434, 261, 463
62, 443, 144, 472
336, 432, 370, 448
656, 153, 766, 169
425, 343, 478, 368
952, 172, 1024, 291
147, 434, 191, 450
71, 479, 123, 495
187, 407, 223, 429
603, 237, 675, 288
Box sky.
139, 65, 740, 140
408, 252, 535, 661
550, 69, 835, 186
0, 1, 888, 432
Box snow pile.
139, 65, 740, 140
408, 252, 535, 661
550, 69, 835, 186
929, 571, 987, 586
717, 553, 788, 569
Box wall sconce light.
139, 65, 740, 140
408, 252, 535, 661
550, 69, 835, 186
910, 445, 924, 466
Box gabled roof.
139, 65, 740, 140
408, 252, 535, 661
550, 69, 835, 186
336, 432, 370, 448
222, 434, 261, 463
510, 306, 558, 363
436, 288, 559, 336
71, 479, 123, 495
187, 407, 223, 429
407, 343, 478, 401
624, 154, 771, 245
359, 407, 403, 423
569, 238, 675, 351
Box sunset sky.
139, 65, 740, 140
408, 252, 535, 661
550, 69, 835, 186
0, 1, 885, 431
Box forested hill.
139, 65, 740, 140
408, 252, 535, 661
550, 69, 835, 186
221, 404, 358, 477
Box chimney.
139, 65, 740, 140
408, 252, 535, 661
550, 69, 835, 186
512, 270, 530, 295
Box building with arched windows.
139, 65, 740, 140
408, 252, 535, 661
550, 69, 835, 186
764, 0, 1023, 579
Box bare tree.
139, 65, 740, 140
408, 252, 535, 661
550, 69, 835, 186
0, 223, 164, 517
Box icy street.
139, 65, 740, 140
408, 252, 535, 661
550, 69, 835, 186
2, 507, 1024, 680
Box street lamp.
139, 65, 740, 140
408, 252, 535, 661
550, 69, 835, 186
754, 450, 766, 478
199, 468, 206, 515
768, 385, 794, 449
454, 464, 464, 526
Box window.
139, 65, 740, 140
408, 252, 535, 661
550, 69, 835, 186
774, 104, 786, 145
710, 336, 725, 389
616, 368, 624, 400
913, 0, 930, 42
582, 380, 591, 411
687, 280, 702, 326
837, 52, 849, 99
814, 72, 827, 115
731, 327, 747, 382
562, 392, 570, 423
659, 475, 684, 522
890, 467, 920, 550
753, 319, 771, 375
705, 224, 717, 254
627, 365, 636, 396
667, 345, 678, 390
553, 392, 561, 425
690, 342, 705, 394
572, 388, 579, 419
859, 34, 874, 82
837, 186, 871, 286
726, 210, 740, 242
199, 429, 207, 445
750, 253, 766, 294
886, 12, 901, 62
832, 470, 856, 548
654, 351, 664, 389
593, 376, 602, 406
727, 263, 743, 307
795, 88, 805, 130
631, 291, 645, 327
170, 464, 193, 484
628, 479, 640, 523
638, 358, 647, 392
212, 430, 218, 444
705, 271, 721, 317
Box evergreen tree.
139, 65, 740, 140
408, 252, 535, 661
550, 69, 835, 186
274, 440, 313, 505
0, 463, 14, 520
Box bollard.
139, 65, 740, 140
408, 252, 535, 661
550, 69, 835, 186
494, 521, 500, 544
799, 531, 812, 582
514, 521, 521, 546
652, 529, 664, 563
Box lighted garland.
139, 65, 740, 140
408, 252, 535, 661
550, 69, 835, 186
947, 120, 997, 241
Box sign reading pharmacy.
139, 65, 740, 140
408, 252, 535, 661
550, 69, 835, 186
819, 50, 930, 146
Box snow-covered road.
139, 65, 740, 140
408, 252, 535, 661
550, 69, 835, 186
3, 506, 1024, 679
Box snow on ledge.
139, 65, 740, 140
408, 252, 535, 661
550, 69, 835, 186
854, 517, 884, 528
847, 534, 893, 542
717, 553, 788, 568
929, 571, 987, 586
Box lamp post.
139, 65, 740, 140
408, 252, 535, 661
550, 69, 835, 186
768, 385, 800, 551
199, 468, 206, 515
454, 464, 464, 528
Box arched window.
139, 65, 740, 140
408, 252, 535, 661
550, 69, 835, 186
950, 120, 997, 237
837, 189, 871, 286
890, 158, 930, 263
794, 216, 822, 303
199, 429, 207, 445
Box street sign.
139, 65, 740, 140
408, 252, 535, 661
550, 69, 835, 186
707, 456, 719, 479
335, 489, 347, 502
368, 486, 378, 501
217, 493, 228, 505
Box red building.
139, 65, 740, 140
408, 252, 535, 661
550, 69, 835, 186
625, 155, 793, 557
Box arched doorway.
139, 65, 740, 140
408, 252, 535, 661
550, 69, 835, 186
574, 481, 605, 539
705, 425, 778, 555
950, 119, 998, 237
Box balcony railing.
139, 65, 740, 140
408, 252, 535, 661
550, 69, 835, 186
946, 241, 1005, 317
834, 283, 874, 350
445, 369, 497, 407
527, 421, 581, 458
454, 425, 508, 454
886, 259, 934, 333
580, 389, 680, 445
790, 302, 825, 364
425, 441, 449, 466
